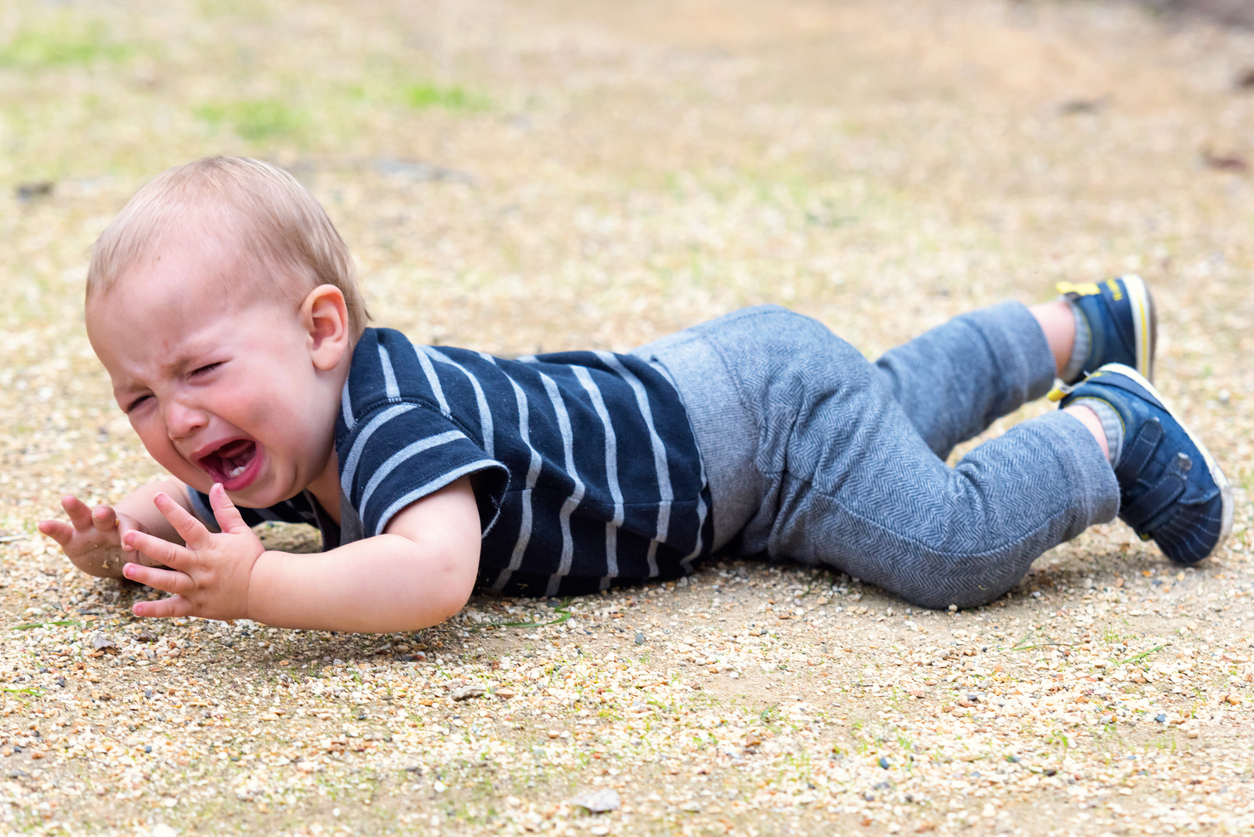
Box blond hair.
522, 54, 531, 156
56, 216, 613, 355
87, 157, 370, 337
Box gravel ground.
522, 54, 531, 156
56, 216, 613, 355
2, 0, 1254, 834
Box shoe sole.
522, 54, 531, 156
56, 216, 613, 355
1099, 362, 1234, 560
1117, 273, 1156, 382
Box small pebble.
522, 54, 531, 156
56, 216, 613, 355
571, 788, 621, 813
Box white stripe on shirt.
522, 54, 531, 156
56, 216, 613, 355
340, 381, 356, 431
421, 347, 495, 459
340, 403, 418, 498
539, 371, 586, 597
492, 371, 544, 594
598, 351, 673, 576
378, 344, 400, 399
413, 343, 451, 415
573, 366, 623, 584
359, 430, 465, 521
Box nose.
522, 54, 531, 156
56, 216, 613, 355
164, 399, 208, 440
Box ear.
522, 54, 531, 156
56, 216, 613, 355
299, 284, 351, 372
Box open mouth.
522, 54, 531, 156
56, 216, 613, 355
197, 439, 262, 489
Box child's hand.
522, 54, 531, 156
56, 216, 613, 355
121, 484, 264, 622
38, 496, 158, 578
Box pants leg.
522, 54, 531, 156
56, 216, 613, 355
640, 305, 1120, 610
873, 301, 1058, 460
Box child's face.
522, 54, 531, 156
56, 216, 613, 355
86, 234, 346, 509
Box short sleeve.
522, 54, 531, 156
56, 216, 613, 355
187, 486, 318, 533
338, 401, 509, 538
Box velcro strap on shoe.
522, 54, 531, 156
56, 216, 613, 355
1114, 418, 1163, 484
1122, 470, 1187, 536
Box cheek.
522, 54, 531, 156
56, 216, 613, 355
129, 415, 181, 465
134, 423, 178, 464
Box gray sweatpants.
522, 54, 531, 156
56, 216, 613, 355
633, 303, 1120, 609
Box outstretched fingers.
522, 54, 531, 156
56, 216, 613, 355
151, 491, 214, 550
37, 519, 74, 547
124, 528, 190, 571
91, 505, 117, 530
60, 495, 94, 529
132, 594, 192, 619
208, 483, 251, 535
122, 561, 191, 596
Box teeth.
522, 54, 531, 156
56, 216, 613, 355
227, 464, 246, 478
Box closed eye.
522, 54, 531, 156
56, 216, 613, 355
124, 394, 152, 413
190, 362, 223, 377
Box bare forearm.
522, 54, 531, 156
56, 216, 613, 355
245, 535, 476, 633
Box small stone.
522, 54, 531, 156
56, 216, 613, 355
679, 800, 701, 813
1156, 714, 1167, 723
879, 756, 891, 769
635, 631, 645, 645
571, 788, 621, 813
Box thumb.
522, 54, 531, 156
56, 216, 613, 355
116, 514, 145, 552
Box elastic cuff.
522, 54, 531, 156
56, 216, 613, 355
1061, 298, 1091, 383
1071, 397, 1124, 465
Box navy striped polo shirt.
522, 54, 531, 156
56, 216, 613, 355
193, 327, 712, 597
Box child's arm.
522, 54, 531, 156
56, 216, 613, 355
119, 477, 481, 633
37, 478, 192, 577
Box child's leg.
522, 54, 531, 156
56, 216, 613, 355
876, 274, 1157, 461
871, 301, 1060, 460
639, 305, 1120, 610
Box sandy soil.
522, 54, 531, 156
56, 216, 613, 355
1, 0, 1253, 834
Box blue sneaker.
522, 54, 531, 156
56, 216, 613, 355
1057, 274, 1157, 383
1060, 364, 1233, 565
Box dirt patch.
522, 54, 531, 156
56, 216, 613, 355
2, 0, 1253, 835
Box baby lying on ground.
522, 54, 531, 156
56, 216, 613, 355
39, 157, 1233, 633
